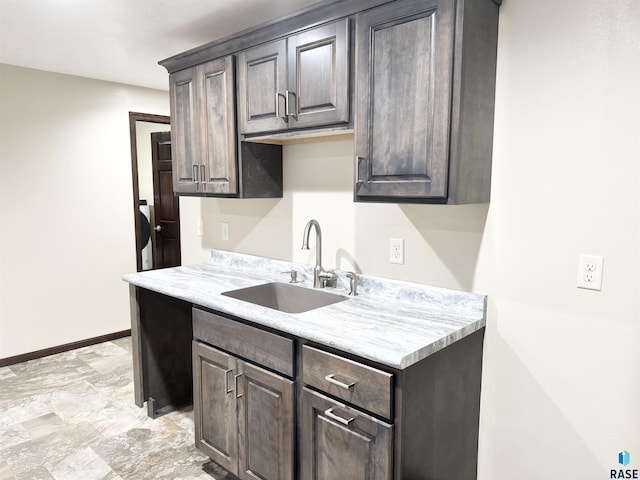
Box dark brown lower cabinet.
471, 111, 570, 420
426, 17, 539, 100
193, 341, 295, 480
301, 388, 393, 480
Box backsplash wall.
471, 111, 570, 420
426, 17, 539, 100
179, 138, 489, 292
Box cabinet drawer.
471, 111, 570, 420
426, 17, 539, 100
302, 345, 393, 419
193, 308, 294, 377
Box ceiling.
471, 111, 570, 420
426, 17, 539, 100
0, 0, 321, 91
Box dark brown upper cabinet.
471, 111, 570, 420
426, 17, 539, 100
237, 19, 349, 135
354, 0, 500, 204
170, 56, 282, 198
170, 57, 238, 195
160, 0, 499, 202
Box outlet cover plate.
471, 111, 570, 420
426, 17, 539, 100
390, 238, 404, 265
577, 254, 604, 290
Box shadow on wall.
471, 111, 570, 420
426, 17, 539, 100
479, 300, 603, 478
200, 197, 292, 260
400, 203, 489, 291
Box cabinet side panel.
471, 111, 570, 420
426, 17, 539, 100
448, 0, 499, 204
398, 328, 485, 479
138, 288, 193, 416
239, 142, 283, 199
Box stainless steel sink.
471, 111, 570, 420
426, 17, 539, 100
221, 282, 347, 314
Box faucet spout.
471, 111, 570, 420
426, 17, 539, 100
301, 219, 325, 288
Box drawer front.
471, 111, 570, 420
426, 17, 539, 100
193, 308, 294, 377
302, 345, 393, 419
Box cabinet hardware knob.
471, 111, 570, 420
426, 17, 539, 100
324, 374, 355, 390
324, 407, 355, 426
153, 225, 162, 232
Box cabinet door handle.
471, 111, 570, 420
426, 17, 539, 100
275, 92, 288, 121
324, 407, 355, 426
200, 165, 206, 189
234, 373, 243, 398
324, 374, 355, 390
355, 156, 369, 183
193, 164, 199, 186
224, 369, 233, 394
285, 89, 297, 120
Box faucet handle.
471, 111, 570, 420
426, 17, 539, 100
319, 270, 337, 288
346, 272, 358, 296
281, 270, 299, 283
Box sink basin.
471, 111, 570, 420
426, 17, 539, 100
221, 282, 347, 314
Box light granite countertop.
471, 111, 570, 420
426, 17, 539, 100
122, 250, 486, 370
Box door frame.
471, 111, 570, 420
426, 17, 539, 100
128, 112, 171, 272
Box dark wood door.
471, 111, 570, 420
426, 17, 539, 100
237, 39, 288, 134
301, 387, 393, 480
287, 18, 350, 129
151, 131, 181, 268
192, 342, 239, 476
355, 0, 454, 200
237, 360, 294, 480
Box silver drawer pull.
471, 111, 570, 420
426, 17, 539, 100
324, 407, 354, 426
324, 374, 355, 390
224, 369, 233, 394
235, 373, 243, 398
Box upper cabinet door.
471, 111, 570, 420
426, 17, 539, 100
238, 19, 350, 135
287, 18, 349, 129
237, 40, 288, 135
199, 56, 238, 195
355, 0, 454, 201
170, 67, 199, 194
170, 57, 239, 196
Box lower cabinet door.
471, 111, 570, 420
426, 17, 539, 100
301, 387, 393, 480
237, 360, 295, 480
192, 341, 238, 475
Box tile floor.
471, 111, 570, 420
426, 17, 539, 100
0, 337, 233, 480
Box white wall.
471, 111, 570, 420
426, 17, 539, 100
180, 1, 640, 478
0, 64, 169, 358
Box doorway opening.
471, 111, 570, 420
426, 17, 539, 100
129, 112, 181, 272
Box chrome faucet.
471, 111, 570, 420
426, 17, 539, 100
301, 219, 336, 288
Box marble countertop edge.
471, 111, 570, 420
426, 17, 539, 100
122, 249, 486, 369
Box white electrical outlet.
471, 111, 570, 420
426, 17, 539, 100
221, 222, 230, 241
577, 254, 604, 290
390, 238, 404, 264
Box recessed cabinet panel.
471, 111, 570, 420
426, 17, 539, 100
355, 0, 454, 200
201, 58, 237, 194
371, 14, 434, 177
238, 40, 288, 134
301, 388, 393, 480
192, 341, 238, 475
170, 69, 198, 193
237, 360, 294, 480
288, 18, 349, 129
